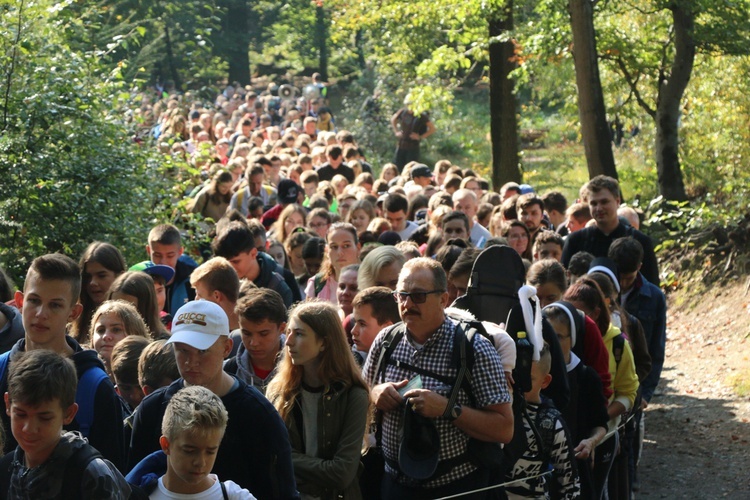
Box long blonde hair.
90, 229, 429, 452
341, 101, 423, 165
266, 301, 369, 422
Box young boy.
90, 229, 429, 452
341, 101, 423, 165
0, 350, 129, 498
505, 344, 580, 499
190, 257, 241, 332
350, 287, 400, 365
532, 231, 565, 263
155, 386, 253, 499
146, 224, 198, 316
0, 254, 125, 469
138, 339, 180, 397
112, 336, 150, 411
223, 288, 287, 393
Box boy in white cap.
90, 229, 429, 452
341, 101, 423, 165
128, 300, 299, 500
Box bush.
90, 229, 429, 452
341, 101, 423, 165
0, 2, 171, 284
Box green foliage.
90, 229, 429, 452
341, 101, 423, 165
60, 0, 224, 88
0, 0, 172, 284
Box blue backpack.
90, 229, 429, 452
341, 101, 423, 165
0, 351, 109, 437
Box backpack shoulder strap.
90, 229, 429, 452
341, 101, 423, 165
236, 187, 246, 213
446, 321, 478, 411
75, 366, 110, 438
0, 351, 11, 387
61, 444, 103, 500
372, 323, 405, 385
221, 480, 229, 500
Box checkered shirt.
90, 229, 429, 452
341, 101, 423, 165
363, 317, 511, 488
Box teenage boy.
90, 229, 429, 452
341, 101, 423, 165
316, 145, 354, 183
0, 254, 125, 469
146, 224, 198, 317
128, 300, 298, 499
224, 288, 287, 393
532, 231, 565, 262
351, 287, 400, 364
212, 221, 294, 307
384, 193, 418, 241
154, 386, 253, 499
441, 211, 471, 245
190, 257, 241, 332
138, 339, 180, 397
561, 175, 659, 284
504, 345, 580, 499
608, 237, 666, 407
111, 336, 150, 411
541, 191, 568, 231
0, 350, 130, 498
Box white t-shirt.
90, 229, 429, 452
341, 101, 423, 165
397, 220, 419, 241
150, 475, 255, 500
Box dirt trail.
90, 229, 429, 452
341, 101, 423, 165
637, 281, 750, 498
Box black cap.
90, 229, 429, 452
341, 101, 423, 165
398, 407, 440, 480
277, 179, 301, 204
411, 164, 432, 179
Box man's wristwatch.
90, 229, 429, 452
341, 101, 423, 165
446, 403, 462, 421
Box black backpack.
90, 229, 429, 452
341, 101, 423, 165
0, 445, 102, 500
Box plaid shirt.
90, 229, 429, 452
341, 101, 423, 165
363, 316, 511, 488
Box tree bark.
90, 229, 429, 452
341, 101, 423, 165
316, 4, 329, 81
654, 4, 693, 201
569, 0, 618, 180
163, 24, 182, 91
216, 0, 251, 85
489, 0, 521, 189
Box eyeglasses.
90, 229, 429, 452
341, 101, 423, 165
392, 290, 444, 304
508, 233, 529, 241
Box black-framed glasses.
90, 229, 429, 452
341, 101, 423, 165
392, 290, 444, 304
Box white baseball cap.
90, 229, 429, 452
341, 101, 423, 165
167, 300, 229, 350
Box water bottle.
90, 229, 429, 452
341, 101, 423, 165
515, 331, 534, 393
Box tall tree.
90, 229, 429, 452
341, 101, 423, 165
569, 0, 618, 180
489, 0, 522, 187
601, 0, 750, 200
315, 1, 328, 80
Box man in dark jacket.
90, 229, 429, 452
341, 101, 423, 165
561, 175, 659, 285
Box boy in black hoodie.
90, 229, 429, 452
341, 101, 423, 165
0, 254, 125, 470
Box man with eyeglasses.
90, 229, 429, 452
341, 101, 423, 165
363, 258, 513, 497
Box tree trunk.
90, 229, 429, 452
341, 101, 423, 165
489, 0, 521, 189
163, 24, 182, 91
568, 0, 617, 180
316, 5, 328, 81
216, 0, 251, 85
654, 4, 693, 201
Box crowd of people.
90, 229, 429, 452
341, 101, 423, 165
0, 83, 668, 499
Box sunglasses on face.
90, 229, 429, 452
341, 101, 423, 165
392, 290, 444, 304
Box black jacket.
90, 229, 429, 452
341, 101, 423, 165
561, 223, 659, 285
